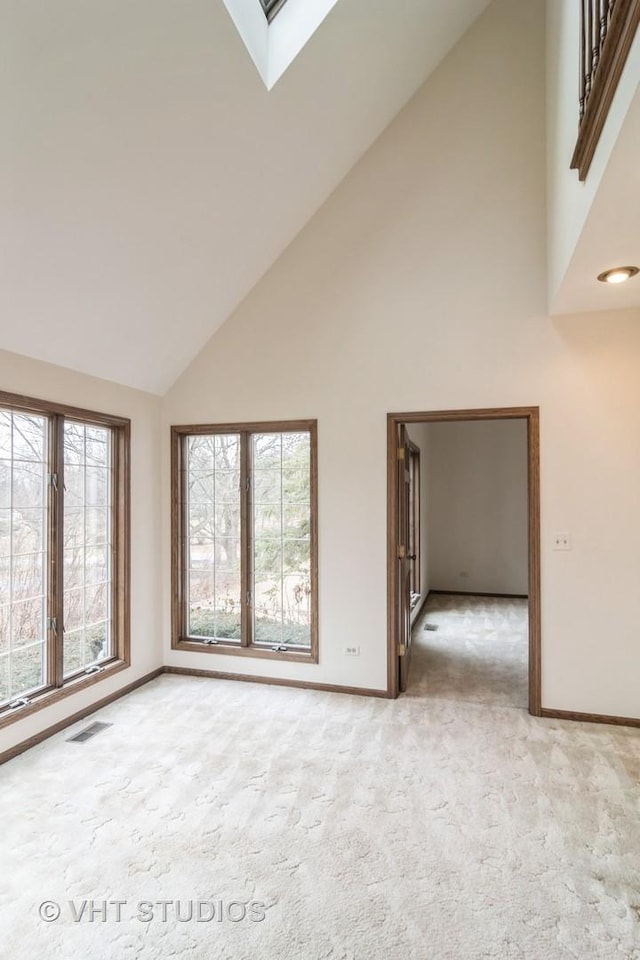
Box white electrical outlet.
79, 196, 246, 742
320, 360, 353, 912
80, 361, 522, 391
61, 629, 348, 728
459, 570, 469, 579
553, 532, 572, 551
344, 645, 360, 657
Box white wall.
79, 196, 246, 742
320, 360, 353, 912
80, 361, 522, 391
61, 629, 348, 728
406, 422, 430, 620
546, 0, 640, 311
162, 0, 640, 717
0, 350, 163, 755
426, 420, 528, 596
2, 0, 639, 751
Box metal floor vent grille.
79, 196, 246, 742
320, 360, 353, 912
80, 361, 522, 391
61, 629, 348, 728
67, 721, 112, 743
424, 623, 439, 632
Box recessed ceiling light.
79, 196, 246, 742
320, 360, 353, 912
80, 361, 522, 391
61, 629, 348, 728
597, 266, 639, 284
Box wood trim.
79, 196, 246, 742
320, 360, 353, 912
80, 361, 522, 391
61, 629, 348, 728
571, 0, 640, 180
527, 409, 541, 716
389, 407, 539, 423
387, 407, 542, 716
174, 639, 316, 664
0, 389, 130, 428
0, 392, 132, 726
114, 421, 131, 665
386, 414, 398, 701
408, 441, 421, 596
540, 708, 640, 730
0, 668, 164, 766
171, 419, 317, 436
112, 419, 131, 667
170, 420, 319, 664
429, 590, 529, 600
0, 663, 385, 768
170, 427, 184, 647
48, 415, 65, 689
0, 658, 129, 730
164, 665, 387, 699
4, 664, 637, 769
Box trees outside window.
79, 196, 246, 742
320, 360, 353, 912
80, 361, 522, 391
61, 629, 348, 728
0, 392, 130, 727
172, 421, 318, 663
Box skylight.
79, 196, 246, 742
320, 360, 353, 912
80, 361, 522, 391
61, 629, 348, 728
222, 0, 340, 90
259, 0, 288, 22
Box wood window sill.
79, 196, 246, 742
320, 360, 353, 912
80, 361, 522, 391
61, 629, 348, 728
173, 638, 318, 665
0, 659, 129, 730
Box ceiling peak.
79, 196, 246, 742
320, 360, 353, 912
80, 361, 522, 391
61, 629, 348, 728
222, 0, 340, 89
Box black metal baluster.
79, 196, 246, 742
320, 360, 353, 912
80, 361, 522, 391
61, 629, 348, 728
585, 0, 594, 100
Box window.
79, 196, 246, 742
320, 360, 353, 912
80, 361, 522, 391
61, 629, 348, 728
172, 420, 318, 663
258, 0, 288, 23
0, 392, 130, 726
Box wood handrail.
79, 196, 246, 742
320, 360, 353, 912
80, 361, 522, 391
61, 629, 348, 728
571, 0, 640, 180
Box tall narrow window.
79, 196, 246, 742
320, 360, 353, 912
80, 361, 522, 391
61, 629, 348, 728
0, 411, 48, 705
186, 433, 242, 642
172, 421, 318, 663
0, 392, 130, 727
252, 431, 312, 648
63, 422, 113, 678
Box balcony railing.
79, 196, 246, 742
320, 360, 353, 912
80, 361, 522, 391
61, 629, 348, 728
571, 0, 640, 180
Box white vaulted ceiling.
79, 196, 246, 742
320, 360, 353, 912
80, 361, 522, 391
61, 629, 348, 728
1, 0, 491, 393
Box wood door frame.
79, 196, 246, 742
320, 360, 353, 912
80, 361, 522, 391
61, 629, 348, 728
407, 440, 421, 596
387, 407, 541, 714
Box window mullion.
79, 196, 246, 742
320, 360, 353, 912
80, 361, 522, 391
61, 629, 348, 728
47, 415, 65, 689
240, 432, 250, 647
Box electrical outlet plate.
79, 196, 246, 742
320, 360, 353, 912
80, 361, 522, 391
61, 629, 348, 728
553, 532, 572, 551
344, 645, 360, 657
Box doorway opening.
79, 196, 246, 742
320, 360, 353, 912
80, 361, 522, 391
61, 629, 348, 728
387, 407, 541, 714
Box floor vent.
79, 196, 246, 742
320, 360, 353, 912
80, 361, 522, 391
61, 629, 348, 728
424, 624, 439, 632
67, 721, 112, 743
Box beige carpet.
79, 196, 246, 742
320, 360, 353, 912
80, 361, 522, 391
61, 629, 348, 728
410, 593, 529, 708
2, 595, 640, 959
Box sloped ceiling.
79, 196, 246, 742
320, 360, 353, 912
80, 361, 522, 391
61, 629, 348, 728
1, 0, 490, 393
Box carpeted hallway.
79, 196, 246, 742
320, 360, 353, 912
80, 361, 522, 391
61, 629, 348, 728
409, 593, 529, 708
2, 599, 640, 959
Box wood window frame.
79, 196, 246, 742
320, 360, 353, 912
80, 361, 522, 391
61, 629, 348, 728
0, 390, 131, 730
171, 419, 318, 664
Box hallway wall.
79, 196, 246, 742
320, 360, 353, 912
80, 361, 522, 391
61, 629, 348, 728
427, 420, 528, 595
